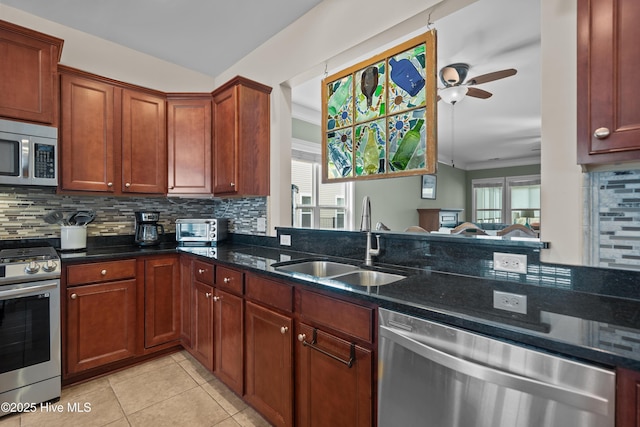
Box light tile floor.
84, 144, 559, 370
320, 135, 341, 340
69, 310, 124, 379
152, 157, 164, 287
0, 351, 271, 427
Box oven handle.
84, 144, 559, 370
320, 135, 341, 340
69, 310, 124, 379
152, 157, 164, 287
379, 325, 613, 416
0, 282, 58, 299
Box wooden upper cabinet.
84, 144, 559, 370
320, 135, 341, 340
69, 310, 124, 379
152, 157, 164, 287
59, 67, 167, 195
212, 76, 271, 197
167, 94, 212, 195
0, 20, 63, 124
122, 89, 167, 194
60, 72, 116, 192
577, 0, 640, 164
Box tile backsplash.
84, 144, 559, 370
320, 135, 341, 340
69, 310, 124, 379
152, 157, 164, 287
0, 186, 267, 239
588, 169, 640, 271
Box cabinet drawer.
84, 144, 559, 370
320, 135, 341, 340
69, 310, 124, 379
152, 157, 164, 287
296, 289, 373, 343
245, 274, 293, 313
193, 260, 214, 285
66, 259, 136, 286
215, 265, 244, 295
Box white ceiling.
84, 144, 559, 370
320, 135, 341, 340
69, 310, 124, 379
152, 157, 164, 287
292, 0, 541, 170
2, 0, 540, 171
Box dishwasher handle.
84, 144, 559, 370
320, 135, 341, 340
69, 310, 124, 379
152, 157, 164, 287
379, 325, 613, 417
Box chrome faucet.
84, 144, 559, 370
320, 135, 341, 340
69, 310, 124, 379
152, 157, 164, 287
360, 196, 380, 266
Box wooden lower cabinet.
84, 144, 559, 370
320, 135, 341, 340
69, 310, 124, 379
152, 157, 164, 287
144, 256, 180, 348
244, 300, 294, 427
179, 256, 192, 348
191, 280, 214, 370
295, 322, 373, 427
213, 288, 243, 395
617, 367, 640, 427
66, 279, 137, 375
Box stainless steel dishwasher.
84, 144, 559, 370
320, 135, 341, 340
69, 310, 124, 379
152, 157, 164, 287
378, 308, 615, 427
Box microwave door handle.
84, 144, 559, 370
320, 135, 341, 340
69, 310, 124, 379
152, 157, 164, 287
21, 138, 30, 178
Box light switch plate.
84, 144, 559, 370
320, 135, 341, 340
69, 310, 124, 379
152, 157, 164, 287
280, 234, 291, 246
257, 218, 267, 232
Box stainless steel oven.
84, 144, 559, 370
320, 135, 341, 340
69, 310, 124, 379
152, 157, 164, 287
0, 247, 61, 417
378, 308, 616, 427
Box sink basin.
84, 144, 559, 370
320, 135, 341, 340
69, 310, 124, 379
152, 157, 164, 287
333, 270, 406, 287
274, 260, 359, 277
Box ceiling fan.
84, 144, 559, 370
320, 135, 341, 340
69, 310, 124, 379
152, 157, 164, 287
437, 63, 517, 104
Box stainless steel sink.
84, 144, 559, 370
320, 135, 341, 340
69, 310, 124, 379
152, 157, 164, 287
274, 260, 359, 277
332, 270, 406, 287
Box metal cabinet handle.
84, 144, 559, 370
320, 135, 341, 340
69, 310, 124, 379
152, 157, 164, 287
205, 292, 212, 298
100, 269, 107, 276
213, 296, 220, 302
230, 182, 235, 187
593, 127, 611, 139
70, 293, 77, 299
280, 326, 288, 334
198, 269, 206, 274
107, 182, 113, 187
125, 182, 131, 188
298, 329, 355, 368
223, 277, 231, 283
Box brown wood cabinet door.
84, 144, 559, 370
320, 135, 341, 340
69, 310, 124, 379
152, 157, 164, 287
167, 96, 212, 195
66, 279, 137, 374
617, 367, 640, 427
179, 256, 192, 348
60, 73, 116, 192
245, 301, 293, 427
577, 0, 640, 164
213, 288, 243, 395
295, 322, 373, 427
212, 85, 238, 195
0, 22, 62, 124
191, 280, 214, 370
144, 256, 180, 348
122, 89, 167, 194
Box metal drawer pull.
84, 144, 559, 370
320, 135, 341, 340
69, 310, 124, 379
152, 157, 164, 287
198, 269, 206, 274
223, 277, 231, 283
213, 296, 220, 302
101, 269, 107, 276
298, 328, 355, 368
205, 292, 212, 298
280, 326, 288, 334
593, 127, 610, 139
70, 293, 77, 299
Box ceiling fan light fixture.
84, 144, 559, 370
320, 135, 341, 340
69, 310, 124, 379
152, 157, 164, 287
439, 86, 468, 105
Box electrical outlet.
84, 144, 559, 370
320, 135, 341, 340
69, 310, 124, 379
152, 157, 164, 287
257, 218, 267, 232
493, 252, 527, 274
280, 234, 291, 246
493, 290, 527, 314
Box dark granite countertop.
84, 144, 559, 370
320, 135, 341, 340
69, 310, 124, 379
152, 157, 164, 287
52, 240, 640, 372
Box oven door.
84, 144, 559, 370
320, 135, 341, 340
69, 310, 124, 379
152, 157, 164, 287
0, 280, 61, 397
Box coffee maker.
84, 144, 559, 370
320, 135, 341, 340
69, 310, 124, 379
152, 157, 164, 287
134, 211, 164, 246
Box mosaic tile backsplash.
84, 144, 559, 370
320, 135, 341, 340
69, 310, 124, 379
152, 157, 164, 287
0, 186, 267, 240
589, 169, 640, 271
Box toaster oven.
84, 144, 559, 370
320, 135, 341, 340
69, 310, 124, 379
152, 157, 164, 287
176, 219, 228, 245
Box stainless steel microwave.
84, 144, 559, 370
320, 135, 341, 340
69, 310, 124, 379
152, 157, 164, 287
176, 219, 228, 245
0, 118, 58, 186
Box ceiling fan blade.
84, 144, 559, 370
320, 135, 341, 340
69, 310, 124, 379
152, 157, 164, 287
466, 87, 493, 99
466, 68, 517, 86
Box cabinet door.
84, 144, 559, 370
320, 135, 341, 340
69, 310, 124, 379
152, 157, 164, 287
167, 96, 212, 195
60, 73, 116, 192
212, 85, 238, 195
245, 301, 293, 427
191, 280, 214, 370
617, 367, 640, 427
213, 288, 243, 395
122, 89, 167, 194
144, 256, 180, 348
577, 0, 640, 164
0, 22, 62, 124
66, 279, 137, 374
295, 322, 373, 427
179, 256, 192, 348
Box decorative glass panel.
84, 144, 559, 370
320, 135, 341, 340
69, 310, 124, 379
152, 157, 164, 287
388, 108, 426, 172
355, 61, 386, 123
355, 119, 385, 176
387, 44, 427, 114
325, 128, 353, 179
326, 75, 353, 130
